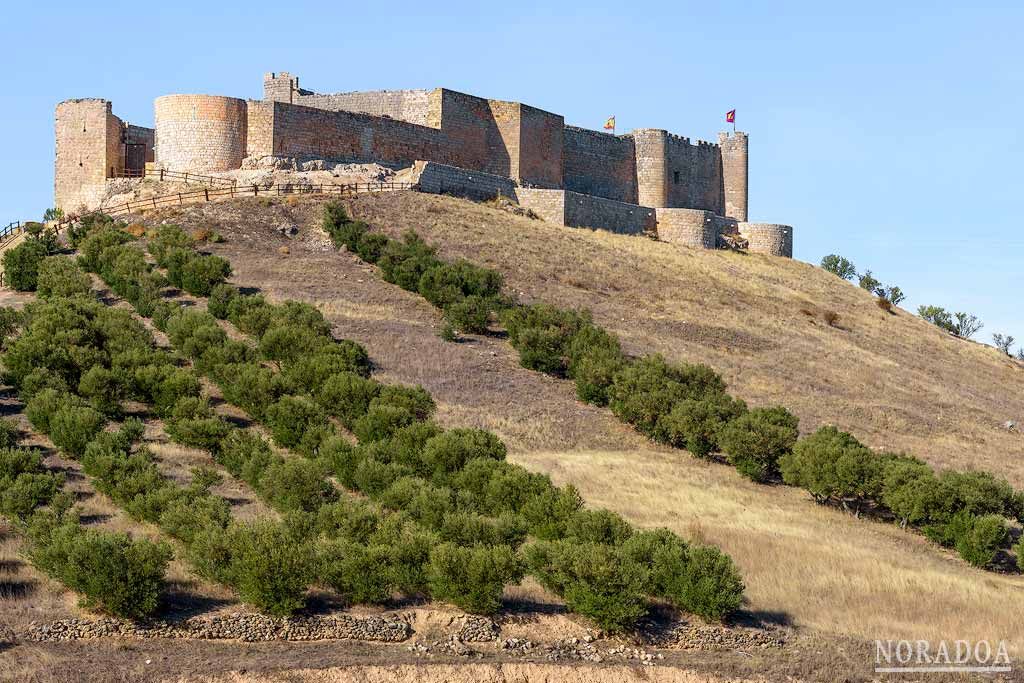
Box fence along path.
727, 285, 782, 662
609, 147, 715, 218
1, 178, 414, 286
55, 180, 414, 231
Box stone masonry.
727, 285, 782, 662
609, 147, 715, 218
54, 71, 794, 256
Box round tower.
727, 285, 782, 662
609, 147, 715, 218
718, 131, 748, 221
154, 95, 247, 173
633, 129, 668, 208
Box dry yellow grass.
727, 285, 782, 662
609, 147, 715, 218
515, 448, 1024, 654
137, 194, 1024, 660
350, 192, 1024, 486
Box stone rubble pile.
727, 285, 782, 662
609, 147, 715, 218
454, 616, 500, 642
26, 613, 410, 644
644, 622, 785, 651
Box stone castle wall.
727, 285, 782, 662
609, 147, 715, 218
154, 95, 248, 172
655, 208, 719, 249
562, 126, 638, 203
55, 72, 793, 257
55, 99, 128, 212
719, 132, 748, 222
739, 223, 792, 257
414, 161, 517, 201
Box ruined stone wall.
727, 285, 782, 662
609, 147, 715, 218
562, 127, 637, 203
665, 135, 723, 214
415, 161, 517, 201
719, 132, 748, 221
155, 95, 247, 172
54, 99, 122, 212
738, 222, 792, 257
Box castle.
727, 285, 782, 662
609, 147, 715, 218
54, 72, 793, 256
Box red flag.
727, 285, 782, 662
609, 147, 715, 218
726, 109, 736, 123
603, 116, 616, 130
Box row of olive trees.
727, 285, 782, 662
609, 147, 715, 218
820, 254, 905, 307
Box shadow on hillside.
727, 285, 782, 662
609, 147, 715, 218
731, 608, 792, 629
161, 582, 234, 621
0, 579, 36, 600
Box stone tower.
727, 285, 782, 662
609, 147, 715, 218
633, 129, 669, 208
719, 131, 748, 221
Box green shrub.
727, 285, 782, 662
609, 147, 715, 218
159, 493, 231, 545
49, 404, 105, 457
655, 393, 747, 457
418, 261, 503, 310
0, 419, 19, 449
318, 437, 361, 489
25, 388, 70, 434
572, 346, 626, 406
419, 428, 506, 478
377, 231, 442, 291
428, 543, 523, 614
608, 355, 726, 438
77, 365, 123, 416
521, 484, 583, 540
259, 458, 337, 513
26, 514, 171, 619
207, 284, 239, 319
216, 362, 289, 419
779, 426, 886, 509
669, 545, 745, 621
316, 372, 380, 428
226, 294, 275, 337
165, 397, 231, 451
880, 457, 943, 526
718, 407, 800, 482
438, 511, 527, 547
525, 541, 649, 632
443, 295, 494, 334
355, 232, 391, 263
370, 421, 444, 472
264, 395, 329, 449
352, 457, 413, 496
367, 515, 437, 596
954, 514, 1008, 568
283, 348, 367, 391
619, 528, 688, 598
219, 519, 315, 616
318, 540, 393, 604
315, 497, 382, 545
370, 384, 435, 422
0, 448, 64, 520
36, 257, 93, 299
379, 477, 455, 529
353, 405, 414, 443
217, 430, 274, 481
565, 508, 633, 545
2, 240, 49, 291
260, 325, 327, 366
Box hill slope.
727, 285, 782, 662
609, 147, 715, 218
115, 192, 1023, 650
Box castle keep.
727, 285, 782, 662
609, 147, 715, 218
54, 72, 793, 256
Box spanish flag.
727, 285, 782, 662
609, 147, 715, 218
603, 116, 615, 131
726, 109, 736, 123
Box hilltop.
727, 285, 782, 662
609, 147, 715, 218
2, 190, 1021, 682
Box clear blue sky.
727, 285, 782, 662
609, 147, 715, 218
1, 1, 1021, 342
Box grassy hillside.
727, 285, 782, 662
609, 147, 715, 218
26, 191, 1018, 662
